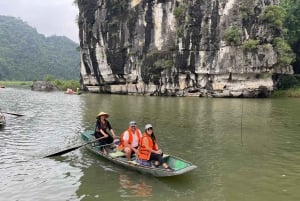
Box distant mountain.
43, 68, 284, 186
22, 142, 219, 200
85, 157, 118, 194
0, 15, 80, 80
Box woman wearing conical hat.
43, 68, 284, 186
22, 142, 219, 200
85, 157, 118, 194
94, 112, 116, 154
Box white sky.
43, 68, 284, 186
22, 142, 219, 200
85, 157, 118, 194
0, 0, 79, 43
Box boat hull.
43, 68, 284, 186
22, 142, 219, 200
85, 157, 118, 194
0, 114, 6, 127
81, 131, 197, 177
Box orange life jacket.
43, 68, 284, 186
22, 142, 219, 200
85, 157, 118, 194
138, 133, 158, 160
118, 128, 142, 150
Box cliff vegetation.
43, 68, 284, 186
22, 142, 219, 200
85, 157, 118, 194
75, 0, 299, 97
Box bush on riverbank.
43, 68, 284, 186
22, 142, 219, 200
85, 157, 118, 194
272, 74, 300, 97
272, 88, 300, 97
276, 74, 300, 89
52, 80, 80, 91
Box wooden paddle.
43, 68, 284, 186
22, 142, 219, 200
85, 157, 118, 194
44, 136, 105, 158
2, 111, 25, 117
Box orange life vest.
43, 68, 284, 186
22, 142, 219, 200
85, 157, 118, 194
138, 133, 158, 160
118, 128, 142, 150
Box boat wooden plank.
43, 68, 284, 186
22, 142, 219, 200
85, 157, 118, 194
109, 151, 125, 158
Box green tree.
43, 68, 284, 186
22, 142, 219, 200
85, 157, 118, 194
280, 0, 300, 44
273, 37, 295, 67
280, 0, 300, 73
262, 5, 286, 33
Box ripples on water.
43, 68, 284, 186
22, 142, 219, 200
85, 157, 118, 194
1, 88, 300, 201
1, 88, 83, 201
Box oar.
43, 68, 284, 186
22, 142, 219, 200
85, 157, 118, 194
2, 111, 25, 117
44, 137, 105, 158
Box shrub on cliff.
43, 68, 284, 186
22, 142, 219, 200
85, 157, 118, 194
243, 39, 260, 52
224, 27, 241, 46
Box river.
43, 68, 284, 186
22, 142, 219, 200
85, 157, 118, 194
0, 87, 299, 201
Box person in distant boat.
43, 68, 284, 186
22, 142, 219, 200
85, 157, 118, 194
137, 124, 173, 171
94, 112, 116, 154
66, 88, 74, 94
118, 121, 142, 161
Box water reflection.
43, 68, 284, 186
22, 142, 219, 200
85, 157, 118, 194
75, 162, 153, 200
119, 174, 152, 198
75, 148, 201, 201
74, 147, 153, 200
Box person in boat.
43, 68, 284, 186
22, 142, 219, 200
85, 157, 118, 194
118, 121, 142, 161
94, 112, 116, 154
137, 124, 173, 171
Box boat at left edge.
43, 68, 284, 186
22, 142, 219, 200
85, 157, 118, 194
0, 112, 6, 127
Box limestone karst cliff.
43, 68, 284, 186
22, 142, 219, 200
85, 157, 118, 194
77, 0, 293, 97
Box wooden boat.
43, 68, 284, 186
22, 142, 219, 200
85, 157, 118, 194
64, 88, 81, 95
0, 113, 6, 127
64, 91, 81, 95
81, 130, 197, 177
0, 120, 5, 127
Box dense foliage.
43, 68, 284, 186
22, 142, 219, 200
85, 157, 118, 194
277, 74, 300, 89
273, 37, 296, 67
280, 0, 300, 73
0, 16, 80, 81
262, 5, 286, 33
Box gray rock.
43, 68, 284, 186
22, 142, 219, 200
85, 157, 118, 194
31, 81, 57, 91
77, 0, 292, 97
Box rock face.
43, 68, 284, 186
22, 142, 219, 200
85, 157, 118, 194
31, 81, 56, 91
77, 0, 293, 97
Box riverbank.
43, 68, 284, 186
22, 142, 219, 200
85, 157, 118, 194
1, 80, 300, 97
0, 81, 33, 87
0, 80, 80, 91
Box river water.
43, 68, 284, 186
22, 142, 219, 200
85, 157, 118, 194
0, 87, 299, 201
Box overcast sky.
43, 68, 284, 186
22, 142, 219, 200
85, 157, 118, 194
0, 0, 79, 43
